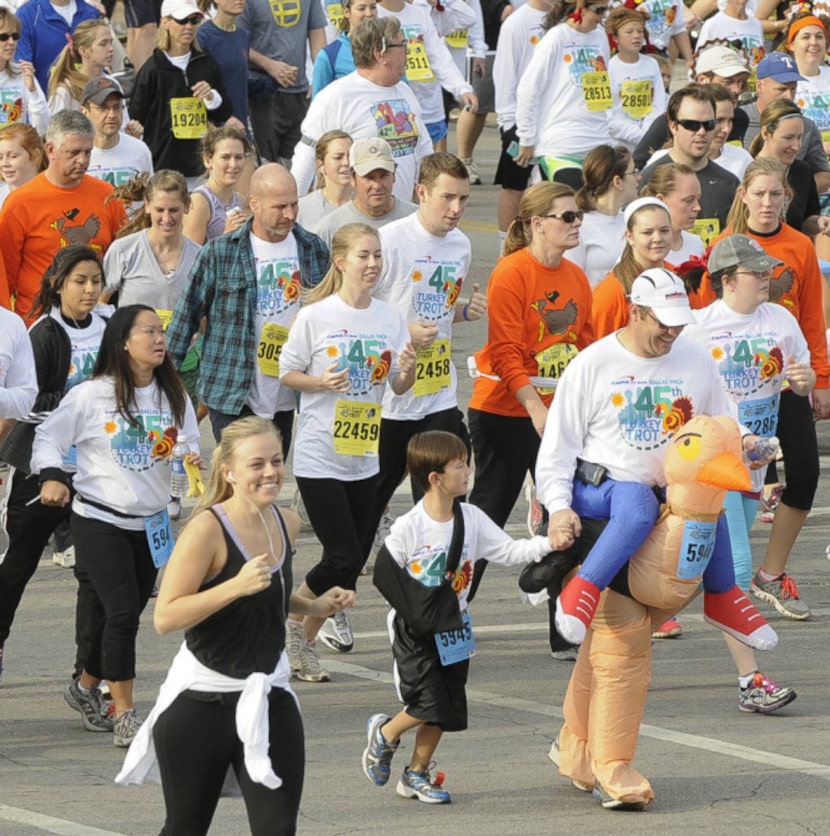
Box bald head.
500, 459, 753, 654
249, 163, 299, 242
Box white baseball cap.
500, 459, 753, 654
630, 267, 697, 327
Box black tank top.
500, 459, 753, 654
184, 504, 293, 679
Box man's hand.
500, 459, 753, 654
547, 509, 582, 551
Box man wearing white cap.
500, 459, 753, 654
313, 137, 418, 248
535, 266, 777, 809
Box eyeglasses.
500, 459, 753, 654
675, 118, 716, 133
734, 269, 773, 279
383, 41, 407, 51
0, 32, 21, 42
623, 168, 640, 177
643, 308, 685, 331
172, 14, 202, 25
89, 102, 124, 114
541, 210, 584, 224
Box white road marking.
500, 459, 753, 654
0, 805, 125, 835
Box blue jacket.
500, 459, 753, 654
17, 0, 101, 93
311, 33, 354, 98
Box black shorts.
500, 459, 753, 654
124, 0, 162, 28
494, 124, 534, 191
392, 613, 469, 732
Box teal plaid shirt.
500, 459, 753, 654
166, 218, 329, 415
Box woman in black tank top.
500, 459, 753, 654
132, 416, 354, 836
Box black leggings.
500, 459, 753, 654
154, 688, 304, 836
296, 476, 376, 595
71, 513, 157, 682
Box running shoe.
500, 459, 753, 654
525, 478, 544, 536
297, 639, 330, 683
652, 617, 683, 639
592, 780, 647, 811
461, 157, 482, 185
318, 610, 353, 653
396, 766, 451, 804
53, 545, 75, 568
759, 484, 782, 524
167, 497, 181, 521
64, 677, 114, 732
113, 708, 142, 748
550, 647, 579, 661
547, 736, 592, 791
362, 713, 398, 786
373, 511, 395, 553
738, 672, 797, 714
291, 488, 310, 527
286, 619, 304, 674
750, 571, 811, 620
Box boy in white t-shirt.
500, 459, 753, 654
361, 430, 554, 804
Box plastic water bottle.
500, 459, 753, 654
169, 434, 189, 498
747, 436, 779, 463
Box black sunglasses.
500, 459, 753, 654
541, 210, 584, 224
0, 32, 21, 41
675, 118, 716, 133
173, 13, 202, 25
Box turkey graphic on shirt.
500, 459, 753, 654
49, 209, 102, 249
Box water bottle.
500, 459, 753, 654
747, 436, 779, 463
169, 434, 189, 498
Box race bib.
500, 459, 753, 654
445, 29, 468, 48
434, 610, 475, 666
822, 129, 830, 145
406, 40, 436, 82
738, 394, 779, 438
156, 309, 173, 331
413, 338, 451, 396
257, 323, 290, 377
326, 1, 344, 29
676, 519, 716, 580
620, 79, 653, 119
170, 97, 208, 140
332, 400, 381, 456
690, 218, 720, 247
145, 508, 174, 568
534, 342, 579, 396
582, 71, 612, 112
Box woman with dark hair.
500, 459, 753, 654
0, 246, 110, 678
31, 304, 200, 748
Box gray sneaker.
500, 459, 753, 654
547, 736, 592, 791
738, 672, 797, 714
362, 713, 398, 786
297, 639, 329, 683
113, 708, 142, 748
396, 766, 451, 804
750, 571, 811, 620
592, 780, 647, 811
64, 677, 114, 732
286, 619, 304, 675
318, 610, 353, 653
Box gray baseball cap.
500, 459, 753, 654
707, 234, 783, 274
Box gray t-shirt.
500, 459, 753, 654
314, 199, 418, 248
739, 101, 829, 174
240, 0, 327, 93
103, 230, 201, 315
297, 189, 338, 232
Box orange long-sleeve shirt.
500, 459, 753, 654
469, 248, 595, 418
694, 224, 830, 388
591, 271, 629, 339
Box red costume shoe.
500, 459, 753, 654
703, 586, 778, 650
555, 577, 601, 644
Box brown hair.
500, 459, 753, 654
639, 161, 697, 200
612, 202, 671, 294
0, 122, 46, 173
575, 144, 631, 211
351, 17, 401, 68
47, 19, 110, 102
726, 158, 790, 234
749, 98, 803, 157
304, 222, 380, 305
112, 170, 191, 238
604, 6, 649, 37
407, 430, 468, 494
504, 182, 575, 255
417, 151, 469, 188
313, 129, 352, 189
0, 6, 21, 76
201, 124, 252, 161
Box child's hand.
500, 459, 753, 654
315, 586, 356, 617
547, 509, 581, 551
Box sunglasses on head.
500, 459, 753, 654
0, 32, 20, 41
675, 118, 716, 132
541, 210, 584, 224
173, 13, 202, 25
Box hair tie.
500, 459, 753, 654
787, 14, 825, 47
674, 253, 708, 275
568, 8, 584, 23
65, 33, 76, 58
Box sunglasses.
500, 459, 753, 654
541, 210, 584, 224
589, 6, 608, 13
173, 14, 202, 25
675, 118, 716, 133
0, 32, 20, 42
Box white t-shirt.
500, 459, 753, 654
536, 331, 739, 513
374, 213, 471, 420
292, 72, 433, 202
0, 305, 36, 421
88, 134, 155, 189
247, 231, 302, 418
515, 24, 612, 159
608, 54, 667, 151
796, 66, 830, 137
385, 499, 550, 611
279, 294, 410, 480
669, 229, 705, 264
32, 376, 200, 530
492, 2, 546, 130
51, 0, 76, 26
377, 2, 473, 124
564, 210, 625, 287
697, 12, 765, 68
686, 299, 809, 491
639, 0, 687, 51
41, 306, 109, 391
0, 66, 48, 134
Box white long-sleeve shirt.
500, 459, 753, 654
607, 53, 667, 151
291, 71, 432, 200
31, 376, 200, 530
515, 23, 611, 158
0, 65, 49, 135
535, 331, 740, 515
0, 307, 37, 421
493, 2, 546, 130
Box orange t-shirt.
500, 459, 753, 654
0, 173, 127, 322
695, 224, 830, 388
468, 247, 595, 418
591, 271, 629, 339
